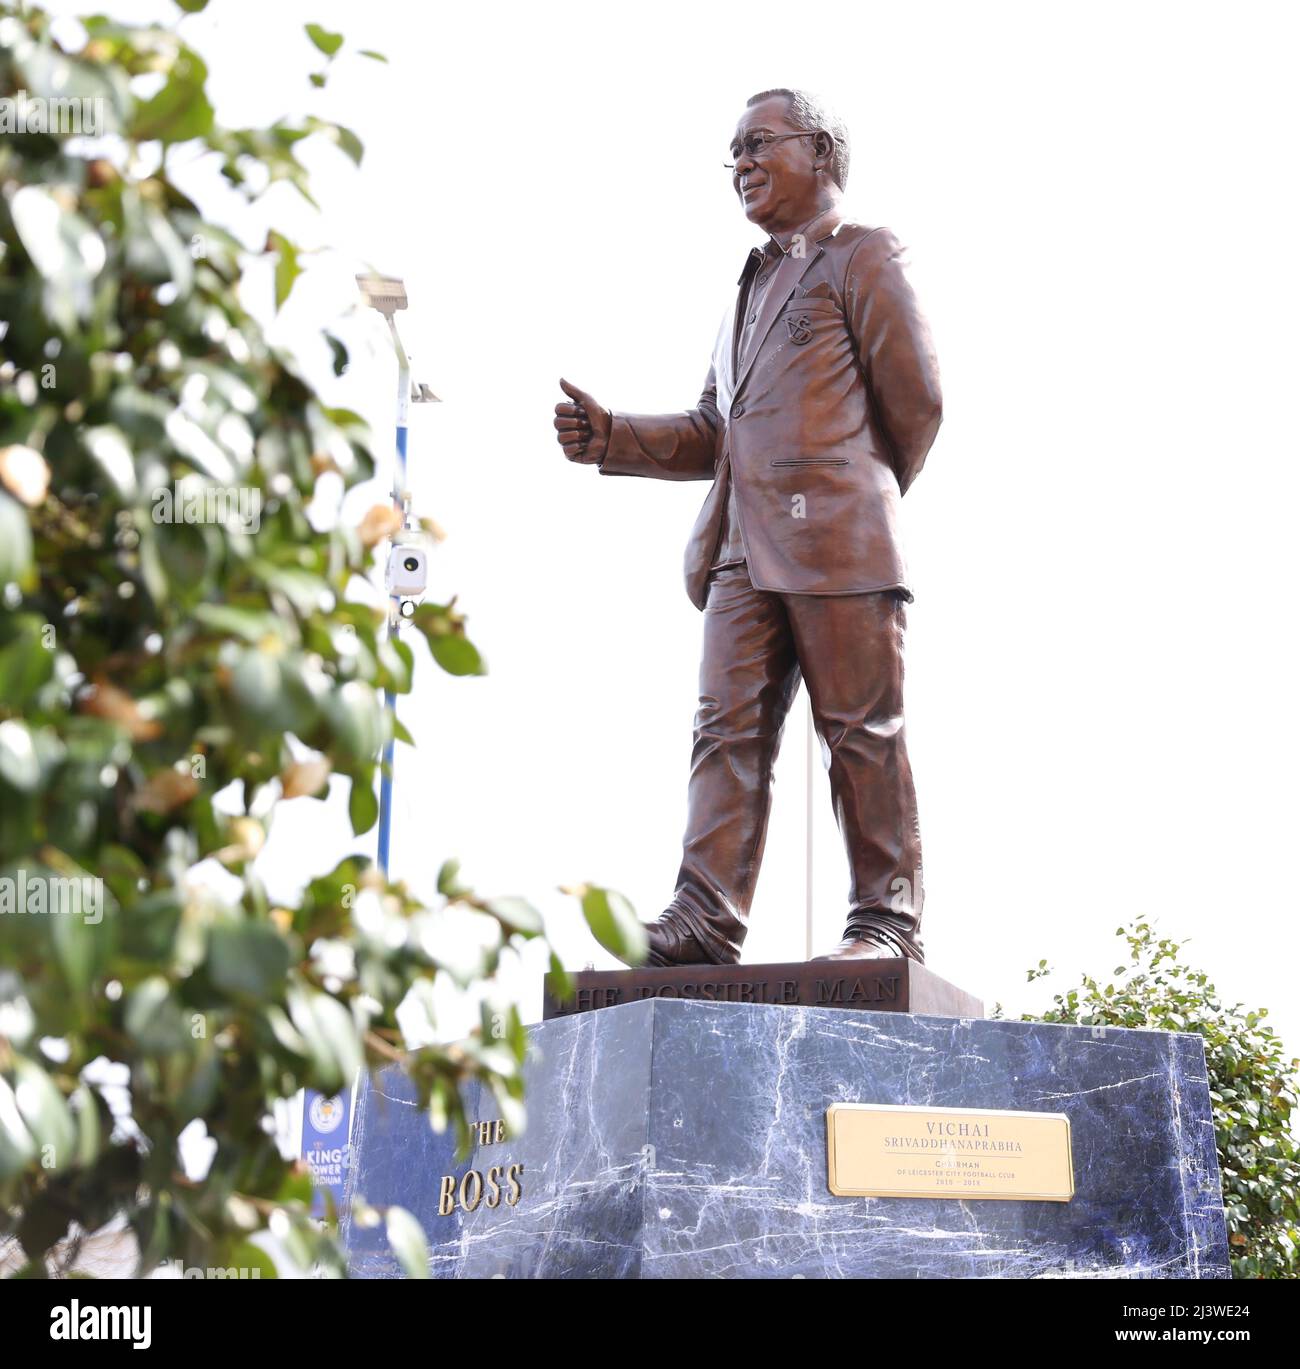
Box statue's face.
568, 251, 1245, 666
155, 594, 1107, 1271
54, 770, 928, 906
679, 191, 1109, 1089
729, 95, 823, 233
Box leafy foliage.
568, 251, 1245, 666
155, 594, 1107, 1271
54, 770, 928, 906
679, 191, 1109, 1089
1001, 921, 1299, 1279
0, 2, 628, 1276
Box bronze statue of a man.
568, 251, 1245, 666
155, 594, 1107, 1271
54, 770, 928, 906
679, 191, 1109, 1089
554, 88, 942, 969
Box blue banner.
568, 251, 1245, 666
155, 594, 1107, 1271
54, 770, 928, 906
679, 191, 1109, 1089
302, 1088, 351, 1218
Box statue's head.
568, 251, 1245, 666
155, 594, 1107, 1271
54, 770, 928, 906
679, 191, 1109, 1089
730, 89, 850, 235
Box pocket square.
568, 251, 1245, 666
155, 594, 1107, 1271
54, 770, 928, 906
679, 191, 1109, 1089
799, 282, 836, 301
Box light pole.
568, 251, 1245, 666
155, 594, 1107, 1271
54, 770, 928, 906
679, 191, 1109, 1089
301, 277, 439, 1225
354, 274, 438, 878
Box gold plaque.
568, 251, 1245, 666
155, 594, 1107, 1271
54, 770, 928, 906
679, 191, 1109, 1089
826, 1103, 1074, 1201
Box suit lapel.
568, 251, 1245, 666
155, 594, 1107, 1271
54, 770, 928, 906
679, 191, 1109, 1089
720, 248, 761, 403
733, 243, 825, 395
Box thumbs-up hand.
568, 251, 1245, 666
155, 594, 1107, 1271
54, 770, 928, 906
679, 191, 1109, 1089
554, 377, 612, 466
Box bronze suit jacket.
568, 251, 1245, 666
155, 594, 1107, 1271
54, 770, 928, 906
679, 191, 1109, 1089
599, 209, 943, 610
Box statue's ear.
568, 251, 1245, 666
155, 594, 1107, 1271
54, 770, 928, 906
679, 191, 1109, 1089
812, 130, 835, 167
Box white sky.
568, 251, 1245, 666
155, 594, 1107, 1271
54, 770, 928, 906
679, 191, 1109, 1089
63, 0, 1300, 1055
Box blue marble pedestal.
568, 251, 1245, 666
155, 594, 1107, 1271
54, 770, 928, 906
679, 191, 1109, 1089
343, 999, 1228, 1279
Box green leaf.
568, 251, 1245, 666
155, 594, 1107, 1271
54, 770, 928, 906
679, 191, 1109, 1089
0, 491, 35, 591
325, 682, 385, 763
437, 858, 467, 898
193, 604, 285, 642
305, 23, 345, 57
232, 647, 288, 724
268, 230, 302, 311
0, 616, 56, 707
576, 884, 646, 964
11, 1057, 76, 1172
429, 635, 485, 677
0, 1076, 37, 1179
288, 985, 363, 1092
49, 897, 103, 997
391, 715, 415, 746
209, 923, 292, 1000
71, 1084, 102, 1169
264, 1005, 310, 1058
130, 50, 215, 144
125, 193, 195, 294
304, 120, 365, 167
277, 1166, 315, 1207
376, 635, 414, 693
320, 405, 368, 429
485, 897, 544, 938
385, 1205, 429, 1279
325, 333, 350, 376
9, 187, 104, 330
548, 951, 573, 1004
410, 604, 486, 676
255, 562, 331, 618
175, 1040, 220, 1119
124, 976, 191, 1052
359, 50, 388, 63
348, 771, 379, 835
229, 1239, 278, 1278
0, 721, 40, 793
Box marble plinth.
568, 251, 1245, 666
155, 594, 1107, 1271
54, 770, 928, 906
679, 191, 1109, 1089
343, 999, 1228, 1279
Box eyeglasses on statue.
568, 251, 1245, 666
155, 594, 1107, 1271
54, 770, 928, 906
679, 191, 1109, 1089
724, 129, 834, 169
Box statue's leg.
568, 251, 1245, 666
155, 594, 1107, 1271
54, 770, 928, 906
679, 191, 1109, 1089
654, 564, 800, 965
787, 590, 925, 962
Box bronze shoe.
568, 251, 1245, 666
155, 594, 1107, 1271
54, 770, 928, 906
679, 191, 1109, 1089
630, 915, 723, 968
814, 928, 916, 962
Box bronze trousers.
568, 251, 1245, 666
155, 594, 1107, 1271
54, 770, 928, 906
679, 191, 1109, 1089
662, 563, 924, 963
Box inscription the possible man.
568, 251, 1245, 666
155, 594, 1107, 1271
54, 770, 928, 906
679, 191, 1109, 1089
558, 973, 900, 1016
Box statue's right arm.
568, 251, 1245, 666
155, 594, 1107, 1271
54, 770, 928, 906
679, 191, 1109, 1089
598, 367, 721, 482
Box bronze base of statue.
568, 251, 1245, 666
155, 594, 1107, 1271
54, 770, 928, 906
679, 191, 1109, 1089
542, 958, 981, 1022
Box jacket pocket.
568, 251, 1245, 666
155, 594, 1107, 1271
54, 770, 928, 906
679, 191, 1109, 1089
779, 298, 839, 316
770, 457, 849, 467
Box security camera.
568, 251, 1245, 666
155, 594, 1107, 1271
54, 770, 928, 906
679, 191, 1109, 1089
385, 532, 429, 598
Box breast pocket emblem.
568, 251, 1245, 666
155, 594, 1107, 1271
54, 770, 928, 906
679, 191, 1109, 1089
786, 314, 814, 345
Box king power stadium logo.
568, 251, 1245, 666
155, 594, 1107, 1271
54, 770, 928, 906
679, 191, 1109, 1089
309, 1093, 345, 1133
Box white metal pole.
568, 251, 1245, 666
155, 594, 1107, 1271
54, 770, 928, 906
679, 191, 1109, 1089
376, 316, 409, 880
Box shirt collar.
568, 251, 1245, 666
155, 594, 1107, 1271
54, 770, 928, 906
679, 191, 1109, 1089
738, 205, 845, 281
770, 205, 845, 254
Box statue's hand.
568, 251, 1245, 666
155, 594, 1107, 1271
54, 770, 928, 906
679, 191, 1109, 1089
554, 377, 611, 466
